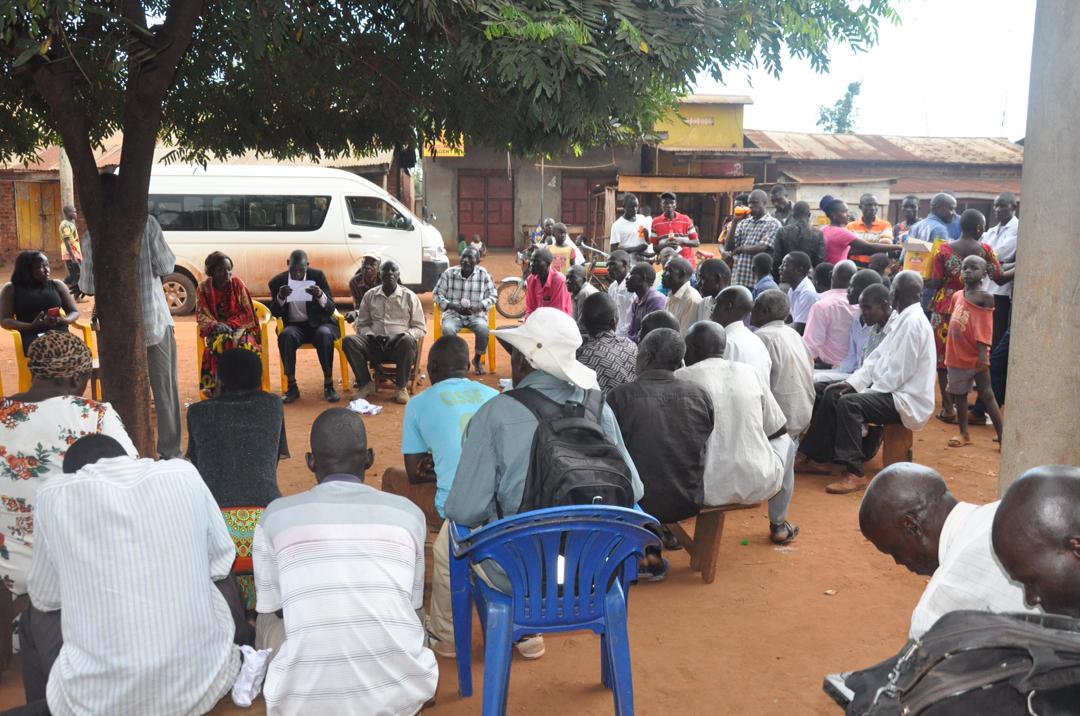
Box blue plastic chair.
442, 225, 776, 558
449, 505, 660, 715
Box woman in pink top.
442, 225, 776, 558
819, 196, 902, 264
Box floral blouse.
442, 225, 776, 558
0, 396, 136, 594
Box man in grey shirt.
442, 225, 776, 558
445, 307, 643, 528
79, 173, 182, 458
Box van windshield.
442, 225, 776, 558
148, 194, 331, 232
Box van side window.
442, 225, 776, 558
150, 195, 207, 231
347, 196, 411, 230
247, 195, 331, 231
210, 196, 243, 230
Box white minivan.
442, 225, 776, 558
148, 164, 448, 314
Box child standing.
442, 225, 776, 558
944, 254, 1003, 447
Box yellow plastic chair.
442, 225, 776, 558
195, 300, 274, 399
275, 312, 350, 394
4, 315, 101, 400
432, 304, 497, 371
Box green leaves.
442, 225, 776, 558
817, 80, 862, 134
0, 0, 896, 165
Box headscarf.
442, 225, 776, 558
27, 331, 93, 380
819, 195, 844, 217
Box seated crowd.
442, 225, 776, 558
0, 185, 1043, 714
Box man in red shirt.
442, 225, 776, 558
650, 191, 700, 266
524, 248, 573, 317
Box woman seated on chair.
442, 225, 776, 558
0, 250, 81, 353
0, 331, 136, 603
196, 251, 260, 397
187, 348, 289, 614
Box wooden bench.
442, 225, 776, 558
880, 423, 914, 466
666, 503, 759, 584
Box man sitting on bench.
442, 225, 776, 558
797, 271, 936, 495
608, 328, 714, 580
676, 322, 794, 541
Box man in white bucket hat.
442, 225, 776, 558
445, 309, 644, 657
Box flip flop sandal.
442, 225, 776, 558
770, 521, 800, 545
947, 437, 972, 448
936, 411, 958, 424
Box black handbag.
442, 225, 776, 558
837, 611, 1080, 715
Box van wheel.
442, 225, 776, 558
163, 272, 196, 316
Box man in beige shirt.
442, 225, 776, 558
345, 260, 427, 404
660, 257, 701, 335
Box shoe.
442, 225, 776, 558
825, 474, 870, 495
769, 521, 800, 545
394, 388, 410, 404
355, 382, 376, 399
427, 633, 456, 659
282, 384, 300, 404
643, 557, 670, 582
474, 355, 487, 376
324, 384, 340, 403
514, 635, 545, 660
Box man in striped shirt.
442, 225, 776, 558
24, 435, 242, 715
254, 409, 437, 716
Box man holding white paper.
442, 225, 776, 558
268, 250, 341, 403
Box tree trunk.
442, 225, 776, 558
26, 0, 206, 457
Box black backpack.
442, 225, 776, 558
836, 611, 1080, 715
505, 387, 636, 513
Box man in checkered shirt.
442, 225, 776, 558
433, 246, 497, 374
729, 189, 782, 288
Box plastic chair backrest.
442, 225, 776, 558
451, 506, 658, 628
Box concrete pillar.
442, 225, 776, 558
999, 0, 1080, 492
58, 147, 74, 209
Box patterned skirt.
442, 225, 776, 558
221, 507, 263, 610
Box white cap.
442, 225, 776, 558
494, 308, 599, 390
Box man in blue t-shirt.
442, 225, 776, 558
384, 334, 498, 657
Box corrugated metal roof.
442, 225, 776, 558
679, 94, 754, 106
892, 177, 1021, 198
745, 129, 1024, 165
781, 171, 898, 185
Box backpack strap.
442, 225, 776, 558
580, 389, 605, 426
506, 386, 564, 421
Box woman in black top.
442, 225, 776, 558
0, 251, 81, 352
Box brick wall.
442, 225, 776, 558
0, 181, 17, 266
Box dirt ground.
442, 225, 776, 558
0, 247, 1008, 714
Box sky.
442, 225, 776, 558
693, 0, 1036, 140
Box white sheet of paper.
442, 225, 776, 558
286, 278, 316, 302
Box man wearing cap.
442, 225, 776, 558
445, 307, 644, 659
650, 192, 700, 267
446, 308, 643, 526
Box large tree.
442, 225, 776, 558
1, 0, 896, 454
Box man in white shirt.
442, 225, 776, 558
798, 271, 936, 495
860, 463, 1038, 638
781, 251, 819, 333
981, 192, 1019, 341
24, 436, 242, 715
609, 193, 651, 258
752, 290, 816, 544
696, 258, 731, 323
676, 322, 793, 518
254, 408, 437, 716
711, 286, 771, 385
660, 257, 702, 334
606, 250, 635, 339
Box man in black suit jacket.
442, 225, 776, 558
268, 250, 340, 403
